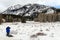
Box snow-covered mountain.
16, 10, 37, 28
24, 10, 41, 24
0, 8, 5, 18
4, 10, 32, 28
2, 4, 56, 17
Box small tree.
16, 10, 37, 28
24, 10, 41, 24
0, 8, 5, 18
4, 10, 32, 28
0, 14, 2, 24
6, 15, 13, 22
21, 17, 26, 23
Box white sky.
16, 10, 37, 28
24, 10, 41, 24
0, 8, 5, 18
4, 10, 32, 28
0, 0, 60, 12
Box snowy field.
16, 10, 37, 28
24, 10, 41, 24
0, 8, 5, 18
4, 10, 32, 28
0, 21, 60, 40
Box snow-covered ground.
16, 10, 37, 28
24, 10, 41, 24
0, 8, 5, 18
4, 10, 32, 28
0, 21, 60, 40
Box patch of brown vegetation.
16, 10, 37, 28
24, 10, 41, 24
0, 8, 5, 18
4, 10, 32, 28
30, 32, 47, 38
31, 34, 37, 38
36, 32, 46, 36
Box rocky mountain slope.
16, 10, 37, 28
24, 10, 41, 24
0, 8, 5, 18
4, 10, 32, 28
2, 4, 56, 17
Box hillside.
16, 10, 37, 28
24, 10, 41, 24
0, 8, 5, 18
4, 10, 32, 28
2, 4, 56, 17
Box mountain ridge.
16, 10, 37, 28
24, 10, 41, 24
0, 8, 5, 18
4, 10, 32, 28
2, 4, 56, 17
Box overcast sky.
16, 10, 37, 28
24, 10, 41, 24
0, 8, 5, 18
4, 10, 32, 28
0, 0, 60, 12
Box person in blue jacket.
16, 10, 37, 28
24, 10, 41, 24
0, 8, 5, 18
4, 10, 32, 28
6, 26, 10, 36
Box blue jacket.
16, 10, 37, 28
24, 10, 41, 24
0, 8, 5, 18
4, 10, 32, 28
6, 27, 10, 33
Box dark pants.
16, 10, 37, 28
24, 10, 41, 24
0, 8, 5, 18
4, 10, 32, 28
6, 32, 10, 36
